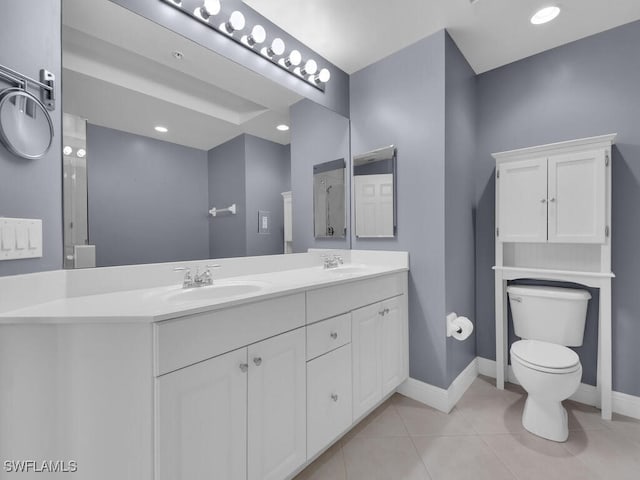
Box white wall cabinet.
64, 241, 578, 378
158, 328, 306, 480
352, 295, 407, 419
497, 147, 608, 244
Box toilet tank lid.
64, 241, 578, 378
507, 285, 591, 300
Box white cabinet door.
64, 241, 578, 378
354, 174, 394, 237
248, 328, 306, 480
157, 348, 247, 480
498, 158, 548, 242
307, 344, 353, 458
352, 302, 383, 419
380, 296, 408, 396
547, 149, 606, 243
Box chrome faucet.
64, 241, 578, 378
173, 264, 221, 288
322, 254, 344, 269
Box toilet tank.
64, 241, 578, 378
506, 285, 591, 346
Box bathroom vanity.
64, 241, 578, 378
0, 250, 408, 480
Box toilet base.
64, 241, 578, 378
521, 396, 569, 442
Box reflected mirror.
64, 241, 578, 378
61, 0, 309, 268
313, 159, 346, 238
353, 145, 396, 238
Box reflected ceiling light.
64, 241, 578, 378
155, 126, 169, 133
220, 11, 245, 35
530, 6, 560, 25
194, 0, 220, 21
242, 25, 266, 47
261, 38, 285, 58
63, 145, 73, 156
76, 149, 86, 158
276, 124, 289, 132
280, 49, 302, 69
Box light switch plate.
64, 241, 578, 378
0, 218, 42, 260
258, 210, 271, 234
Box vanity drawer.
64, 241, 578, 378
306, 272, 405, 323
306, 313, 351, 361
307, 344, 352, 459
155, 293, 305, 376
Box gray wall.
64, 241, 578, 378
0, 0, 62, 276
444, 33, 477, 384
110, 0, 349, 117
290, 99, 351, 253
475, 21, 640, 396
245, 135, 290, 256
350, 32, 450, 388
87, 124, 209, 266
208, 135, 246, 259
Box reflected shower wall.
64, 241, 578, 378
62, 113, 91, 268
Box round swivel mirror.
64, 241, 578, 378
0, 88, 54, 160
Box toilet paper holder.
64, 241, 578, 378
446, 312, 474, 340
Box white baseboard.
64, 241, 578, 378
397, 358, 478, 413
476, 356, 640, 420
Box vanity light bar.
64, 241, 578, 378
160, 0, 330, 92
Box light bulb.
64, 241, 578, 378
194, 0, 220, 21
63, 146, 73, 156
301, 59, 318, 76
317, 68, 331, 83
530, 6, 560, 25
262, 38, 285, 58
243, 25, 266, 47
280, 49, 302, 68
221, 11, 245, 34
76, 149, 86, 158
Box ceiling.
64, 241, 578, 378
243, 0, 640, 74
62, 0, 302, 150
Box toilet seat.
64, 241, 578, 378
511, 340, 580, 374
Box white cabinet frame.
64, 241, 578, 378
492, 134, 616, 420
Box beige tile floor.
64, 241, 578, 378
295, 375, 640, 480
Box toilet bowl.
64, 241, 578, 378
511, 339, 582, 442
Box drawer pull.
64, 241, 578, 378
253, 357, 262, 366
330, 393, 339, 402
239, 363, 248, 373
330, 331, 338, 340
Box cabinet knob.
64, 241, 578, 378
540, 198, 547, 203
379, 310, 385, 316
330, 331, 338, 340
253, 357, 262, 366
331, 393, 339, 402
549, 197, 556, 203
239, 363, 248, 373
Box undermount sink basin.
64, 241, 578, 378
325, 265, 369, 275
163, 281, 265, 304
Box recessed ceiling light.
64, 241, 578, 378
531, 6, 561, 25
276, 124, 289, 132
171, 50, 184, 60
76, 149, 86, 158
63, 145, 73, 156
155, 126, 169, 133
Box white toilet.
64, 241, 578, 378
507, 285, 591, 442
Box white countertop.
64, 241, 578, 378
0, 264, 408, 324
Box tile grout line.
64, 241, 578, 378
476, 432, 521, 480
391, 397, 436, 480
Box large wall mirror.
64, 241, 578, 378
61, 0, 344, 268
353, 145, 397, 238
